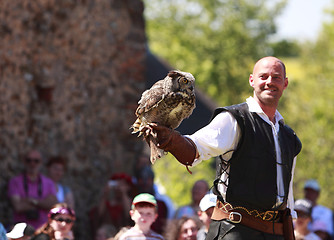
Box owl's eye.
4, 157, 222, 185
182, 78, 188, 84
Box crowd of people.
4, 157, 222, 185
2, 178, 333, 240
2, 56, 334, 240
2, 148, 334, 240
0, 149, 211, 240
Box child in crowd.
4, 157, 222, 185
118, 193, 164, 240
294, 199, 321, 240
30, 203, 76, 240
164, 216, 202, 240
197, 191, 217, 240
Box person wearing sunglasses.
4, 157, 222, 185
7, 149, 58, 229
31, 203, 76, 240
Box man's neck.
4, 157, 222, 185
258, 102, 277, 123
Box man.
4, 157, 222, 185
174, 180, 209, 218
146, 56, 302, 239
303, 179, 333, 237
8, 150, 58, 229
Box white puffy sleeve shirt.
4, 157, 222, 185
186, 97, 297, 218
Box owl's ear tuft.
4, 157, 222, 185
168, 70, 180, 78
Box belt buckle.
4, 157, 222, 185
229, 212, 242, 223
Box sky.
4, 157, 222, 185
273, 0, 332, 41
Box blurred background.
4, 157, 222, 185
1, 0, 334, 238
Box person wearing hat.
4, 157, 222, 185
293, 199, 321, 240
197, 191, 217, 240
30, 203, 76, 240
304, 179, 333, 237
6, 222, 35, 240
118, 193, 164, 240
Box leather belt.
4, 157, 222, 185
211, 202, 284, 236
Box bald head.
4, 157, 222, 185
253, 56, 286, 78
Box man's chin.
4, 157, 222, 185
260, 95, 280, 105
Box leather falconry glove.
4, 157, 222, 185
146, 123, 197, 173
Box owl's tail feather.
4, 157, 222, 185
149, 136, 164, 164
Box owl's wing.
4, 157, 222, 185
135, 80, 165, 116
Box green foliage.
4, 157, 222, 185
269, 40, 301, 57
144, 0, 287, 105
152, 154, 216, 207
278, 10, 334, 208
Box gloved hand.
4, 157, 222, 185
145, 123, 197, 169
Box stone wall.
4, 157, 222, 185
0, 0, 146, 238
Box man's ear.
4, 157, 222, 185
249, 74, 254, 87
283, 77, 289, 90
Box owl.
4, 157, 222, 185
132, 70, 196, 163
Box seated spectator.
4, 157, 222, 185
304, 179, 333, 237
134, 166, 169, 234
30, 203, 76, 240
6, 223, 35, 240
46, 155, 75, 209
164, 216, 202, 240
89, 172, 135, 237
293, 198, 321, 240
196, 191, 217, 240
118, 193, 164, 240
174, 180, 209, 219
312, 220, 331, 240
7, 150, 58, 229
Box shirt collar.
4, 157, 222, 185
246, 96, 284, 124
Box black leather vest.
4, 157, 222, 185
212, 103, 302, 211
